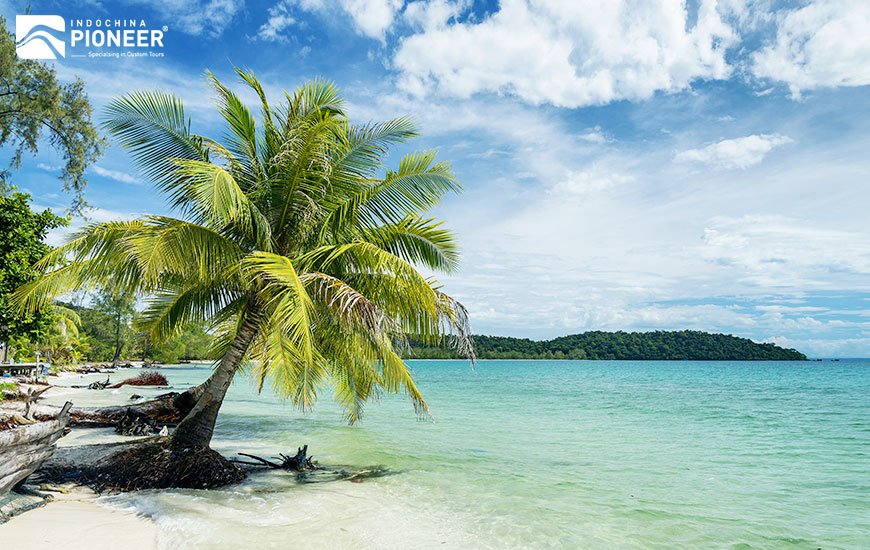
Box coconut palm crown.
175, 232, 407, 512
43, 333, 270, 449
14, 68, 473, 447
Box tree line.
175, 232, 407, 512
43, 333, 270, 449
408, 331, 807, 361
1, 190, 214, 366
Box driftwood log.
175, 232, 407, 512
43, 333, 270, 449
0, 402, 72, 494
87, 377, 111, 390
236, 446, 316, 471
24, 389, 198, 429
230, 447, 394, 484
66, 390, 197, 427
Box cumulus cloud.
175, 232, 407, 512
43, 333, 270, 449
752, 0, 870, 97
766, 336, 870, 358
674, 134, 792, 169
339, 0, 403, 40
394, 0, 736, 107
265, 0, 402, 41
257, 1, 296, 42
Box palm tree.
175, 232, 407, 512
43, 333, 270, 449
15, 69, 472, 458
42, 304, 86, 368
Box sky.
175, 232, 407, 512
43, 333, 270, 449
1, 0, 869, 357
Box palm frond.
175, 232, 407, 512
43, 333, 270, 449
171, 160, 272, 249
360, 216, 460, 272
102, 91, 208, 207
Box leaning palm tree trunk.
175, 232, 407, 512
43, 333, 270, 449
172, 307, 262, 447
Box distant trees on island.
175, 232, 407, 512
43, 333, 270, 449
409, 330, 807, 361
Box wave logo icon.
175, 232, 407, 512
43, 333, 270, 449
16, 15, 65, 59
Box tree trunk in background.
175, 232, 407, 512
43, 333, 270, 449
170, 306, 263, 448
141, 334, 150, 362
112, 310, 123, 366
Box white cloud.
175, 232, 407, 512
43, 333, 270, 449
551, 170, 632, 196
403, 0, 466, 30
125, 0, 241, 37
274, 0, 402, 41
339, 0, 403, 41
696, 215, 870, 288
674, 134, 792, 169
752, 0, 870, 97
579, 127, 608, 144
36, 162, 61, 172
258, 1, 296, 42
54, 60, 218, 118
43, 207, 138, 247
765, 335, 870, 358
92, 166, 140, 185
394, 0, 736, 107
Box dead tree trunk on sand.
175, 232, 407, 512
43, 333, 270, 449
31, 389, 199, 428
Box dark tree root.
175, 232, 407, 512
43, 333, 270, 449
37, 440, 395, 490
39, 440, 246, 491
114, 409, 161, 436
94, 441, 246, 490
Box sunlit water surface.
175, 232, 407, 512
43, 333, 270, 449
46, 360, 869, 549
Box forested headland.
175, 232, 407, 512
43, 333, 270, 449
409, 330, 807, 361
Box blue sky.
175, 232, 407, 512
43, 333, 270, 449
2, 0, 869, 357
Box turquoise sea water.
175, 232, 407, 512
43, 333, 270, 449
54, 360, 870, 548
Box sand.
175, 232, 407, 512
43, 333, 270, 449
0, 486, 159, 549
0, 372, 161, 548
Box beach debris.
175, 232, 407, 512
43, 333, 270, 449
76, 365, 108, 374
109, 371, 168, 389
235, 446, 316, 471
75, 377, 111, 390
23, 386, 51, 421
115, 409, 160, 436
37, 483, 70, 494
229, 448, 393, 484
9, 413, 35, 426
159, 426, 169, 437
129, 394, 143, 400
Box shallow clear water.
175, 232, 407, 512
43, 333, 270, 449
52, 360, 870, 548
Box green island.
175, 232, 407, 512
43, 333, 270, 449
409, 331, 806, 361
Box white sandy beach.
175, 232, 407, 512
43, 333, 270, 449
1, 370, 161, 548
0, 485, 159, 549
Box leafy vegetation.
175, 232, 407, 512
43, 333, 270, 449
0, 17, 104, 212
63, 300, 214, 364
409, 330, 806, 361
0, 190, 67, 357
0, 381, 16, 402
